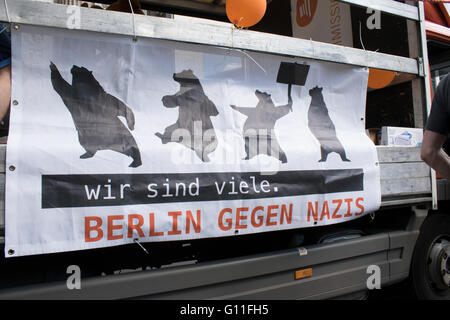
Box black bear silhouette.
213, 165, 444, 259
231, 90, 291, 163
50, 62, 142, 168
307, 86, 350, 162
155, 70, 219, 162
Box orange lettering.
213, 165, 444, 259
344, 198, 353, 217
355, 197, 365, 215
186, 210, 201, 234
320, 201, 330, 220
235, 207, 248, 229
308, 201, 318, 222
280, 203, 293, 225
127, 214, 144, 238
266, 205, 278, 226
332, 199, 342, 219
149, 213, 164, 236
168, 211, 182, 235
85, 216, 103, 242
251, 206, 265, 227
218, 208, 233, 231
107, 215, 124, 240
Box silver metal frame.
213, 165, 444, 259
417, 1, 437, 210
137, 0, 421, 22
340, 0, 419, 21
136, 0, 421, 21
140, 0, 226, 16
0, 0, 420, 74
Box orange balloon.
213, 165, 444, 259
368, 68, 396, 89
226, 0, 267, 28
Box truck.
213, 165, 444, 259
0, 0, 448, 300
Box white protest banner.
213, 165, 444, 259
5, 25, 379, 257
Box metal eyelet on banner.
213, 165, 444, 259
12, 100, 18, 106
7, 249, 14, 255
9, 165, 15, 171
13, 24, 19, 31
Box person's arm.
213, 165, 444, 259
0, 64, 10, 121
421, 129, 450, 179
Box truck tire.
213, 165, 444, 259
411, 213, 450, 300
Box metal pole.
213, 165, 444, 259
417, 1, 437, 210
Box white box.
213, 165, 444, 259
380, 126, 423, 147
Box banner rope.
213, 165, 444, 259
228, 24, 267, 76
127, 0, 137, 41
359, 20, 379, 69
236, 49, 267, 75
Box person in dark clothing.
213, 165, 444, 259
421, 74, 450, 179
